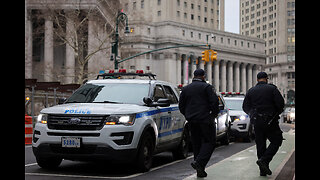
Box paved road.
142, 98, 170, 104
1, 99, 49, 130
25, 123, 294, 180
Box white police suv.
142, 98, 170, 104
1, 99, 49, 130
224, 96, 254, 142
32, 71, 189, 172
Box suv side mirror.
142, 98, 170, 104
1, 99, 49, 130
143, 97, 153, 106
143, 97, 170, 107
58, 97, 67, 105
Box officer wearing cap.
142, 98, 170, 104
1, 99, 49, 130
179, 69, 219, 178
243, 72, 285, 176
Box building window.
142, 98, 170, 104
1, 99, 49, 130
133, 2, 136, 10
158, 11, 161, 16
158, 0, 161, 5
141, 0, 144, 8
147, 27, 151, 34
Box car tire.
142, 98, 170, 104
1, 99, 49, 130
220, 129, 230, 145
36, 156, 62, 169
172, 126, 190, 160
244, 124, 253, 142
136, 132, 154, 172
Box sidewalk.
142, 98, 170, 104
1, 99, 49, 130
184, 130, 295, 180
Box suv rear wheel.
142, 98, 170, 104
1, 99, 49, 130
172, 126, 190, 160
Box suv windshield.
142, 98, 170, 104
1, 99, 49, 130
225, 99, 244, 111
65, 83, 150, 105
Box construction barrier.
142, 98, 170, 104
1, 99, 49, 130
25, 114, 33, 145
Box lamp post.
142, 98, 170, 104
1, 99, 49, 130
112, 11, 130, 70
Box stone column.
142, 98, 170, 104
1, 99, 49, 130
65, 13, 76, 84
227, 61, 233, 92
241, 63, 247, 93
234, 62, 240, 92
44, 17, 54, 82
247, 64, 253, 90
176, 53, 182, 85
183, 55, 189, 85
25, 10, 33, 79
213, 60, 219, 92
206, 60, 213, 85
191, 55, 197, 80
252, 65, 257, 86
199, 58, 205, 70
221, 60, 226, 92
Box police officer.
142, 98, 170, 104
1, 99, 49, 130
242, 72, 285, 176
179, 69, 219, 178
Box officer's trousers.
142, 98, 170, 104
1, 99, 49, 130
253, 118, 283, 165
189, 122, 216, 168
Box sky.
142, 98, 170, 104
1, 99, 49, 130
224, 0, 240, 34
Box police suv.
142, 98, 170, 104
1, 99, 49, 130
32, 71, 189, 172
223, 94, 254, 142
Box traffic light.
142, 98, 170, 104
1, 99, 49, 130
201, 50, 209, 62
210, 51, 217, 61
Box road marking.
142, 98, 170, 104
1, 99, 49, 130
25, 172, 144, 179
183, 144, 255, 180
25, 163, 38, 167
25, 142, 234, 179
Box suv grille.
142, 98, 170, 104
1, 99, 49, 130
47, 114, 108, 130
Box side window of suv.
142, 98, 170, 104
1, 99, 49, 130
163, 85, 178, 104
153, 85, 166, 102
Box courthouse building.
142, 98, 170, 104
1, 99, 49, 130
25, 0, 266, 93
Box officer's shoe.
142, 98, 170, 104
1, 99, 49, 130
191, 161, 207, 178
256, 159, 272, 175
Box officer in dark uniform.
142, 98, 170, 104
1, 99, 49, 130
242, 72, 285, 176
179, 69, 220, 178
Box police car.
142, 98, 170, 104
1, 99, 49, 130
32, 70, 190, 172
223, 93, 255, 142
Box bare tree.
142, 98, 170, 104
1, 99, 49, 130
32, 1, 116, 84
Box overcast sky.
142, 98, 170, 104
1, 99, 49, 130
224, 0, 240, 34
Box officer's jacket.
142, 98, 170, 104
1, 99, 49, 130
179, 79, 219, 123
242, 81, 284, 117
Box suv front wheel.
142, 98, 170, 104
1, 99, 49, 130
136, 132, 154, 172
36, 156, 62, 169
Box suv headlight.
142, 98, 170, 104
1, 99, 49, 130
105, 115, 135, 126
234, 115, 247, 121
37, 113, 48, 124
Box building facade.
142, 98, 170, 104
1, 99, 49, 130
240, 0, 295, 102
25, 0, 266, 93
120, 0, 265, 92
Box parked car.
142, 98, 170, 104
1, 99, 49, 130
224, 96, 254, 142
283, 107, 295, 123
215, 95, 231, 145
33, 71, 190, 172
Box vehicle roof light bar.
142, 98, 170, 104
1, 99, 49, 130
96, 72, 157, 80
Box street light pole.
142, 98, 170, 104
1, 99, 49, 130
113, 11, 130, 70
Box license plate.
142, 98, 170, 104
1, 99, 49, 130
61, 137, 81, 148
